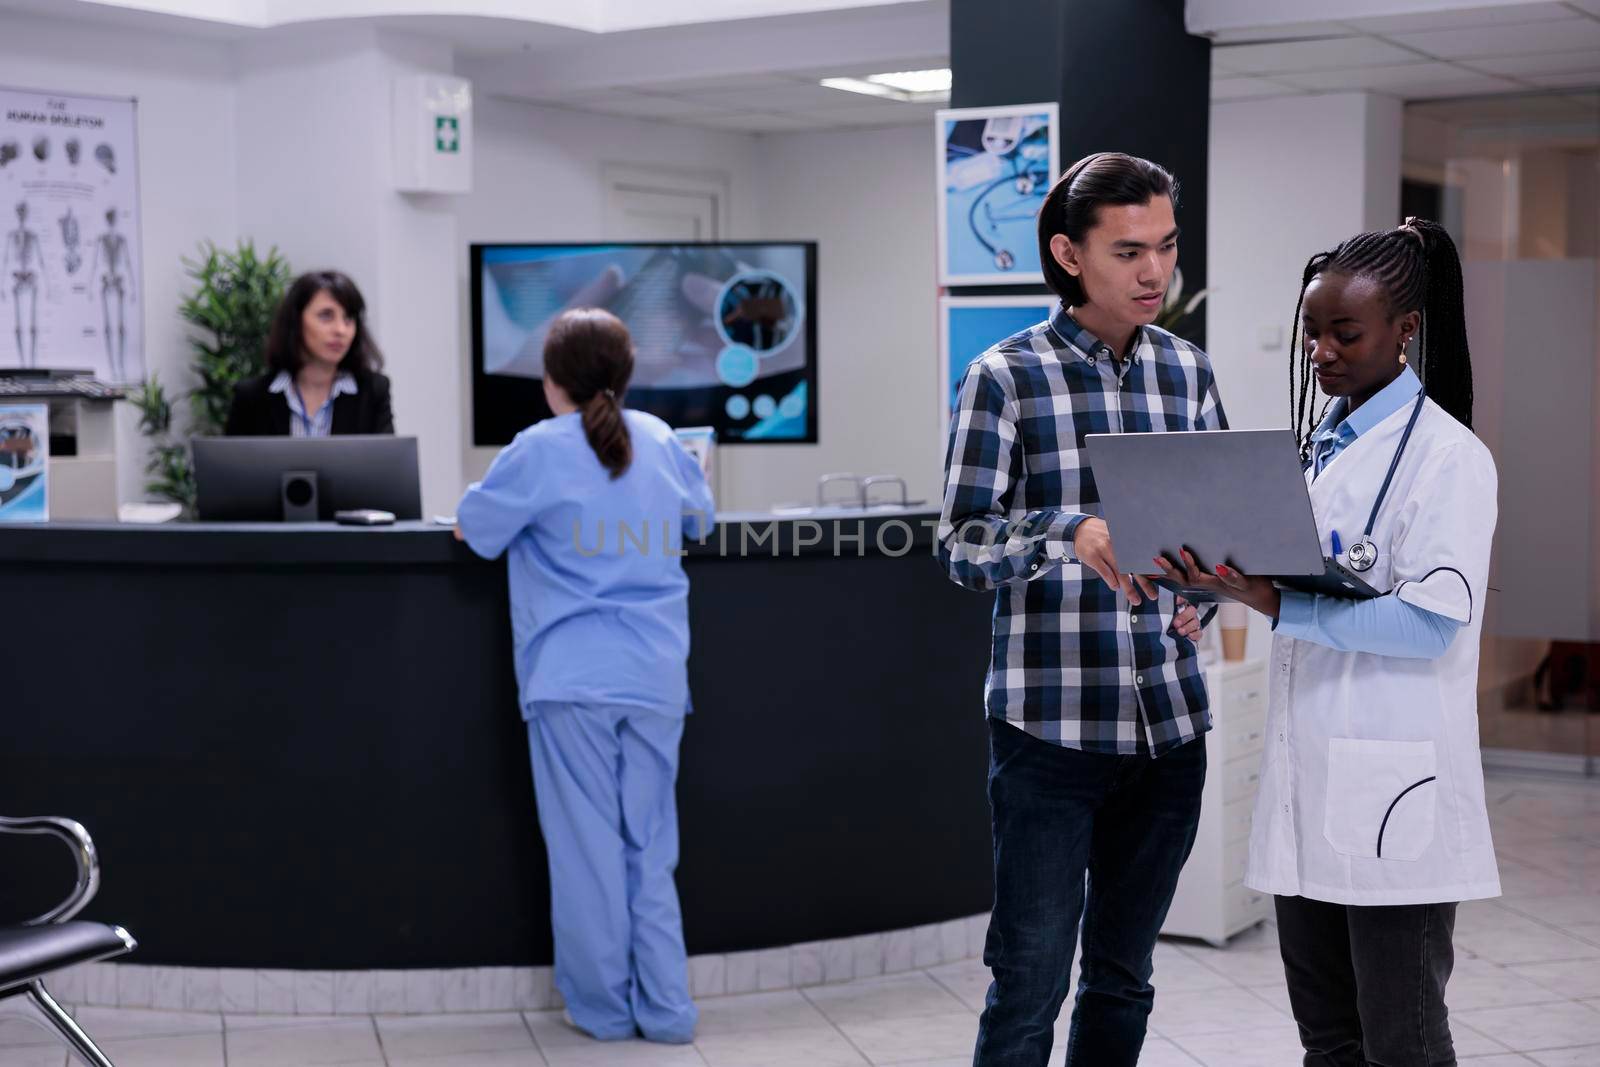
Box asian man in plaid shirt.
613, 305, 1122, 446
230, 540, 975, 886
939, 153, 1226, 1067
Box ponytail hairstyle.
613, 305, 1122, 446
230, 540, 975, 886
542, 307, 634, 479
1289, 216, 1473, 458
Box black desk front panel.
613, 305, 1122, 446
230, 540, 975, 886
0, 522, 995, 967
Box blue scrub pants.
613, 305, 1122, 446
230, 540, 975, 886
525, 702, 697, 1043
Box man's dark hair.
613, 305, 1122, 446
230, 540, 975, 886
1037, 152, 1179, 306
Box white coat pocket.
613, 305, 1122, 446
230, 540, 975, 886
1323, 738, 1438, 861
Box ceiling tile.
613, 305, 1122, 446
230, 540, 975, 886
627, 73, 794, 95
580, 93, 737, 119
794, 101, 940, 125
500, 88, 635, 106
685, 112, 828, 132
671, 81, 871, 111
1279, 62, 1518, 94
1400, 77, 1541, 100
1412, 92, 1597, 123
1343, 2, 1575, 36
1205, 21, 1350, 43
1524, 70, 1600, 89
781, 57, 949, 81
1210, 76, 1305, 100
1213, 36, 1422, 75
1391, 18, 1600, 60
1466, 49, 1600, 76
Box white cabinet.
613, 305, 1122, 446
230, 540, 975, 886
1161, 657, 1271, 947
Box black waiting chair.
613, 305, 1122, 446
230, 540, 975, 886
0, 815, 136, 1066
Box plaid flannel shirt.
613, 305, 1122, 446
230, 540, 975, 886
938, 304, 1228, 757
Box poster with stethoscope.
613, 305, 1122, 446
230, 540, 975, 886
0, 86, 142, 382
0, 403, 47, 522
938, 294, 1056, 459
935, 102, 1059, 287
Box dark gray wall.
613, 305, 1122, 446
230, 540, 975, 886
949, 0, 1211, 342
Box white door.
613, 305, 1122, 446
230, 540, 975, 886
610, 187, 718, 241
602, 165, 728, 241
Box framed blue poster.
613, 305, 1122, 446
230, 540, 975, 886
935, 102, 1059, 286
939, 295, 1057, 460
0, 403, 48, 522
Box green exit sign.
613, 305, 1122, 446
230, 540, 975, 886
434, 115, 459, 153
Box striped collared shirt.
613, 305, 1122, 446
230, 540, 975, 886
937, 304, 1228, 757
269, 370, 358, 438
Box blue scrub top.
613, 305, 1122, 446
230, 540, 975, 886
457, 410, 716, 717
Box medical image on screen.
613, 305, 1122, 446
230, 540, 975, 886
474, 243, 816, 446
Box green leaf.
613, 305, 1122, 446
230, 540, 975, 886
136, 238, 293, 483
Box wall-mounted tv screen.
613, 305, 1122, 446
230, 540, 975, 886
471, 241, 818, 446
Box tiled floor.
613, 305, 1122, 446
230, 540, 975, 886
2, 771, 1596, 1066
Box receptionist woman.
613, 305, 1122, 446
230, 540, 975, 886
224, 270, 394, 436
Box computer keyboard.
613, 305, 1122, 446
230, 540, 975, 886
0, 377, 125, 400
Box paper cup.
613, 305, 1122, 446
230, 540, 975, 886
1219, 601, 1249, 661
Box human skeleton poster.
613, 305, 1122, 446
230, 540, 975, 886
1, 86, 141, 382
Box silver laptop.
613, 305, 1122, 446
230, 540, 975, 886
1084, 428, 1379, 600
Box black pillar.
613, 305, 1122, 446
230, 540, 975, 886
949, 0, 1211, 343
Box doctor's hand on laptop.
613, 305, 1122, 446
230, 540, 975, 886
1155, 548, 1282, 620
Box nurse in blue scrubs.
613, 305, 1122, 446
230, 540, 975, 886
456, 307, 714, 1044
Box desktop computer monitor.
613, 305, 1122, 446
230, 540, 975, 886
192, 436, 422, 521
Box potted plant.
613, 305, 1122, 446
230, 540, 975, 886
1154, 265, 1208, 343
132, 241, 291, 512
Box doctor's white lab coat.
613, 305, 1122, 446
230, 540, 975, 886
1244, 397, 1502, 906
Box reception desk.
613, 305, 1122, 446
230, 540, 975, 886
0, 513, 995, 969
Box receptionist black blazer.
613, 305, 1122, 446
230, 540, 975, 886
223, 372, 395, 436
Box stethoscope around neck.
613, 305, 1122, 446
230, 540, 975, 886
1342, 389, 1428, 573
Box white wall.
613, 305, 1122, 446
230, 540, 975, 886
372, 35, 464, 522
454, 96, 771, 500
0, 10, 238, 503
2, 4, 939, 518
234, 27, 390, 299
3, 11, 469, 516
1207, 91, 1402, 656
1207, 92, 1402, 433
1468, 258, 1599, 641
734, 122, 938, 511
237, 26, 464, 517
457, 111, 938, 513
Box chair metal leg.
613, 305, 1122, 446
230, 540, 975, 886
25, 981, 114, 1067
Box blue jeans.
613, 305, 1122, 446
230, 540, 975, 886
973, 717, 1206, 1067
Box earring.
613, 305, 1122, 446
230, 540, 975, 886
1398, 336, 1409, 366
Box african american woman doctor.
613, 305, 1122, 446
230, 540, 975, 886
455, 307, 714, 1046
1161, 219, 1498, 1067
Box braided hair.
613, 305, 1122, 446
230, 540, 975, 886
1289, 217, 1473, 458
